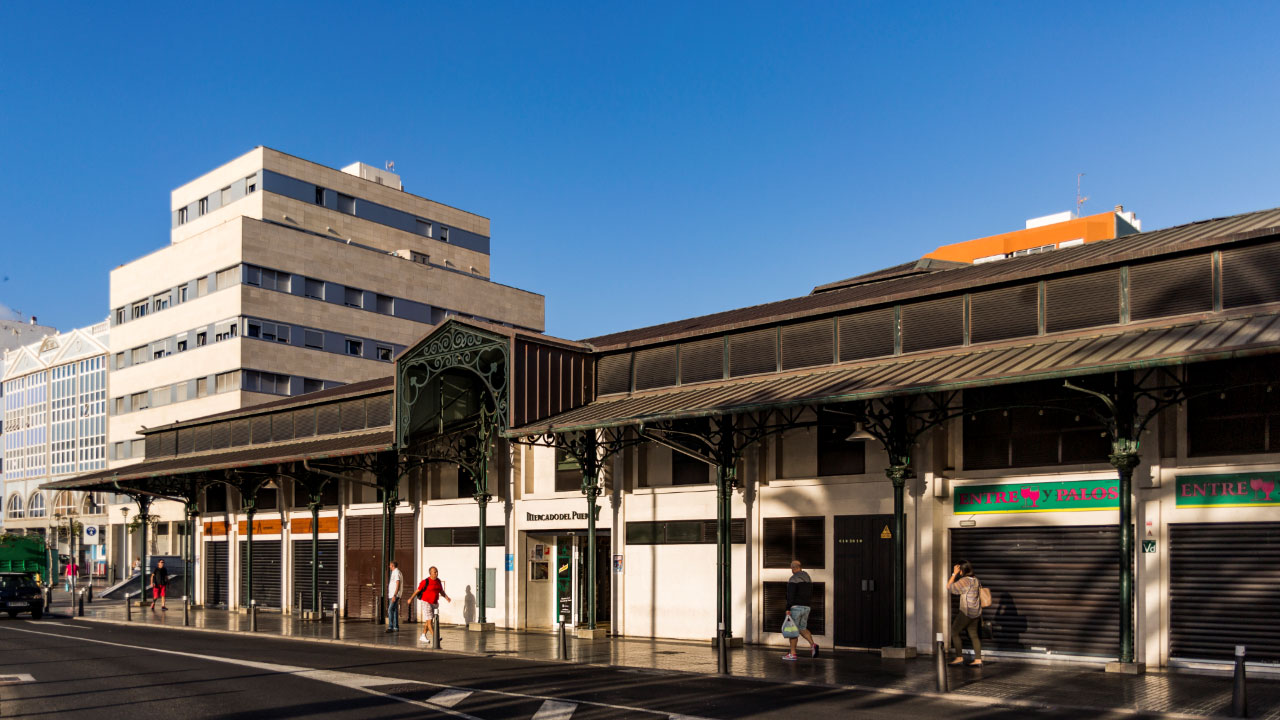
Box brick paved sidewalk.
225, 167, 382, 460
50, 593, 1280, 719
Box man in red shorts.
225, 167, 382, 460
150, 560, 169, 610
410, 566, 451, 647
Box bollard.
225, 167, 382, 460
432, 614, 441, 649
87, 584, 93, 604
935, 632, 949, 692
183, 596, 190, 626
559, 614, 569, 661
127, 593, 133, 620
77, 589, 85, 617
716, 623, 728, 675
332, 603, 340, 640
1233, 645, 1248, 718
250, 600, 258, 632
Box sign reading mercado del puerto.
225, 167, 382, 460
954, 479, 1120, 514
1176, 472, 1280, 508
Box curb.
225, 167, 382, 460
66, 615, 1218, 719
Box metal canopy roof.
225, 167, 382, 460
514, 307, 1280, 435
40, 430, 393, 491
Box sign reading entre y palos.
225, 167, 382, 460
954, 479, 1119, 514
1176, 472, 1280, 508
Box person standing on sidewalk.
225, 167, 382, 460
410, 566, 451, 647
947, 560, 983, 666
782, 560, 819, 661
151, 560, 169, 610
385, 560, 403, 633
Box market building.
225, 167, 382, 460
48, 204, 1280, 672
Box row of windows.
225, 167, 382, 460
114, 266, 238, 326
173, 172, 258, 226
4, 491, 106, 520
244, 263, 401, 318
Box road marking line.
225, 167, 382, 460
429, 688, 473, 707
532, 700, 577, 720
0, 673, 35, 684
0, 626, 715, 720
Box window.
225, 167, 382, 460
113, 397, 124, 415
113, 441, 127, 460
410, 251, 429, 265
131, 347, 146, 364
6, 494, 24, 520
176, 339, 187, 352
130, 439, 145, 458
175, 382, 188, 402
153, 294, 169, 312
197, 277, 208, 296
303, 378, 323, 394
963, 379, 1109, 470
304, 277, 324, 299
377, 346, 392, 362
555, 448, 580, 493
179, 286, 188, 303
817, 411, 866, 476
376, 294, 393, 314
247, 322, 261, 338
198, 197, 208, 216
221, 186, 232, 205
177, 207, 187, 224
246, 174, 257, 193
345, 339, 363, 356
245, 266, 262, 286
196, 331, 207, 347
131, 392, 149, 411
625, 520, 746, 545
314, 186, 326, 205
131, 302, 147, 319
151, 386, 170, 408
1187, 356, 1280, 456
344, 287, 363, 308
152, 348, 165, 360
416, 219, 432, 237
215, 371, 240, 393
215, 267, 237, 290
114, 308, 124, 325
205, 486, 228, 513
196, 377, 208, 398
763, 517, 825, 569
439, 226, 450, 243
671, 450, 709, 485
337, 193, 355, 214
304, 329, 324, 349
114, 352, 125, 369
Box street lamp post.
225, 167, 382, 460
120, 506, 130, 582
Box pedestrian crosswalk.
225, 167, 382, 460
428, 688, 474, 708
419, 687, 709, 719
529, 699, 577, 719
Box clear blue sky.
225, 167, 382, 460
2, 3, 1278, 339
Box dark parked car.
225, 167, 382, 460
0, 572, 44, 619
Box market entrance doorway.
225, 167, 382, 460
834, 514, 893, 648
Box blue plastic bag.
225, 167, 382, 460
781, 615, 799, 639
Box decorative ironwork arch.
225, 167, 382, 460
396, 321, 510, 448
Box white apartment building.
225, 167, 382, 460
104, 147, 545, 570
2, 320, 110, 570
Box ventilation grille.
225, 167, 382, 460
271, 412, 294, 442
679, 337, 723, 384
210, 422, 231, 449
970, 284, 1039, 344
251, 416, 272, 444
781, 318, 834, 370
340, 399, 365, 432
838, 308, 895, 361
366, 395, 392, 427
230, 420, 250, 447
317, 404, 340, 435
1223, 243, 1280, 309
177, 428, 196, 454
293, 409, 316, 438
597, 354, 632, 395
729, 328, 777, 378
1045, 269, 1120, 333
901, 296, 964, 353
157, 431, 177, 457
634, 346, 678, 390
1129, 254, 1213, 321
191, 426, 211, 453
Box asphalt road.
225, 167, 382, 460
0, 618, 1161, 719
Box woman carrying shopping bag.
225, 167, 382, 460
946, 560, 984, 666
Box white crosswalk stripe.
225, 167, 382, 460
428, 688, 474, 708
531, 699, 577, 720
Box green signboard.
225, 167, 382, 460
954, 479, 1119, 514
1177, 472, 1280, 508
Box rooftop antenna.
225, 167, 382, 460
386, 161, 395, 173
1075, 173, 1089, 218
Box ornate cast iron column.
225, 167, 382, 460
136, 495, 152, 607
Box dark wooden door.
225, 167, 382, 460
344, 514, 416, 620
834, 514, 893, 648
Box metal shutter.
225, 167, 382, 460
901, 296, 964, 354
970, 284, 1039, 344
729, 328, 777, 377
680, 337, 724, 384
597, 354, 632, 395
1170, 522, 1280, 662
291, 539, 340, 612
340, 399, 366, 432
251, 416, 272, 444
950, 525, 1119, 657
365, 395, 392, 427
634, 346, 678, 390
239, 539, 282, 608
763, 581, 826, 636
781, 318, 835, 371
838, 308, 895, 362
293, 408, 316, 438
1222, 243, 1280, 309
204, 540, 228, 607
231, 420, 250, 447
1129, 254, 1213, 321
763, 518, 792, 568
1045, 269, 1120, 333
317, 405, 340, 435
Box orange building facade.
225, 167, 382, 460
925, 208, 1142, 264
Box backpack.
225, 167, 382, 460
977, 578, 992, 609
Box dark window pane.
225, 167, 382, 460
626, 522, 658, 545
671, 451, 709, 485
763, 518, 793, 568
663, 521, 702, 544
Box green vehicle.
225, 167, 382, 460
0, 534, 50, 586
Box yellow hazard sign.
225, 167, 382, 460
880, 525, 892, 539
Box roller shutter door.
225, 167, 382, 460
1170, 522, 1280, 663
239, 540, 282, 609
950, 525, 1119, 657
204, 541, 228, 607
292, 539, 340, 612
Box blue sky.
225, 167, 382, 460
1, 3, 1278, 339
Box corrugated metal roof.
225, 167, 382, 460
517, 307, 1280, 435
41, 430, 393, 490
583, 207, 1280, 350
